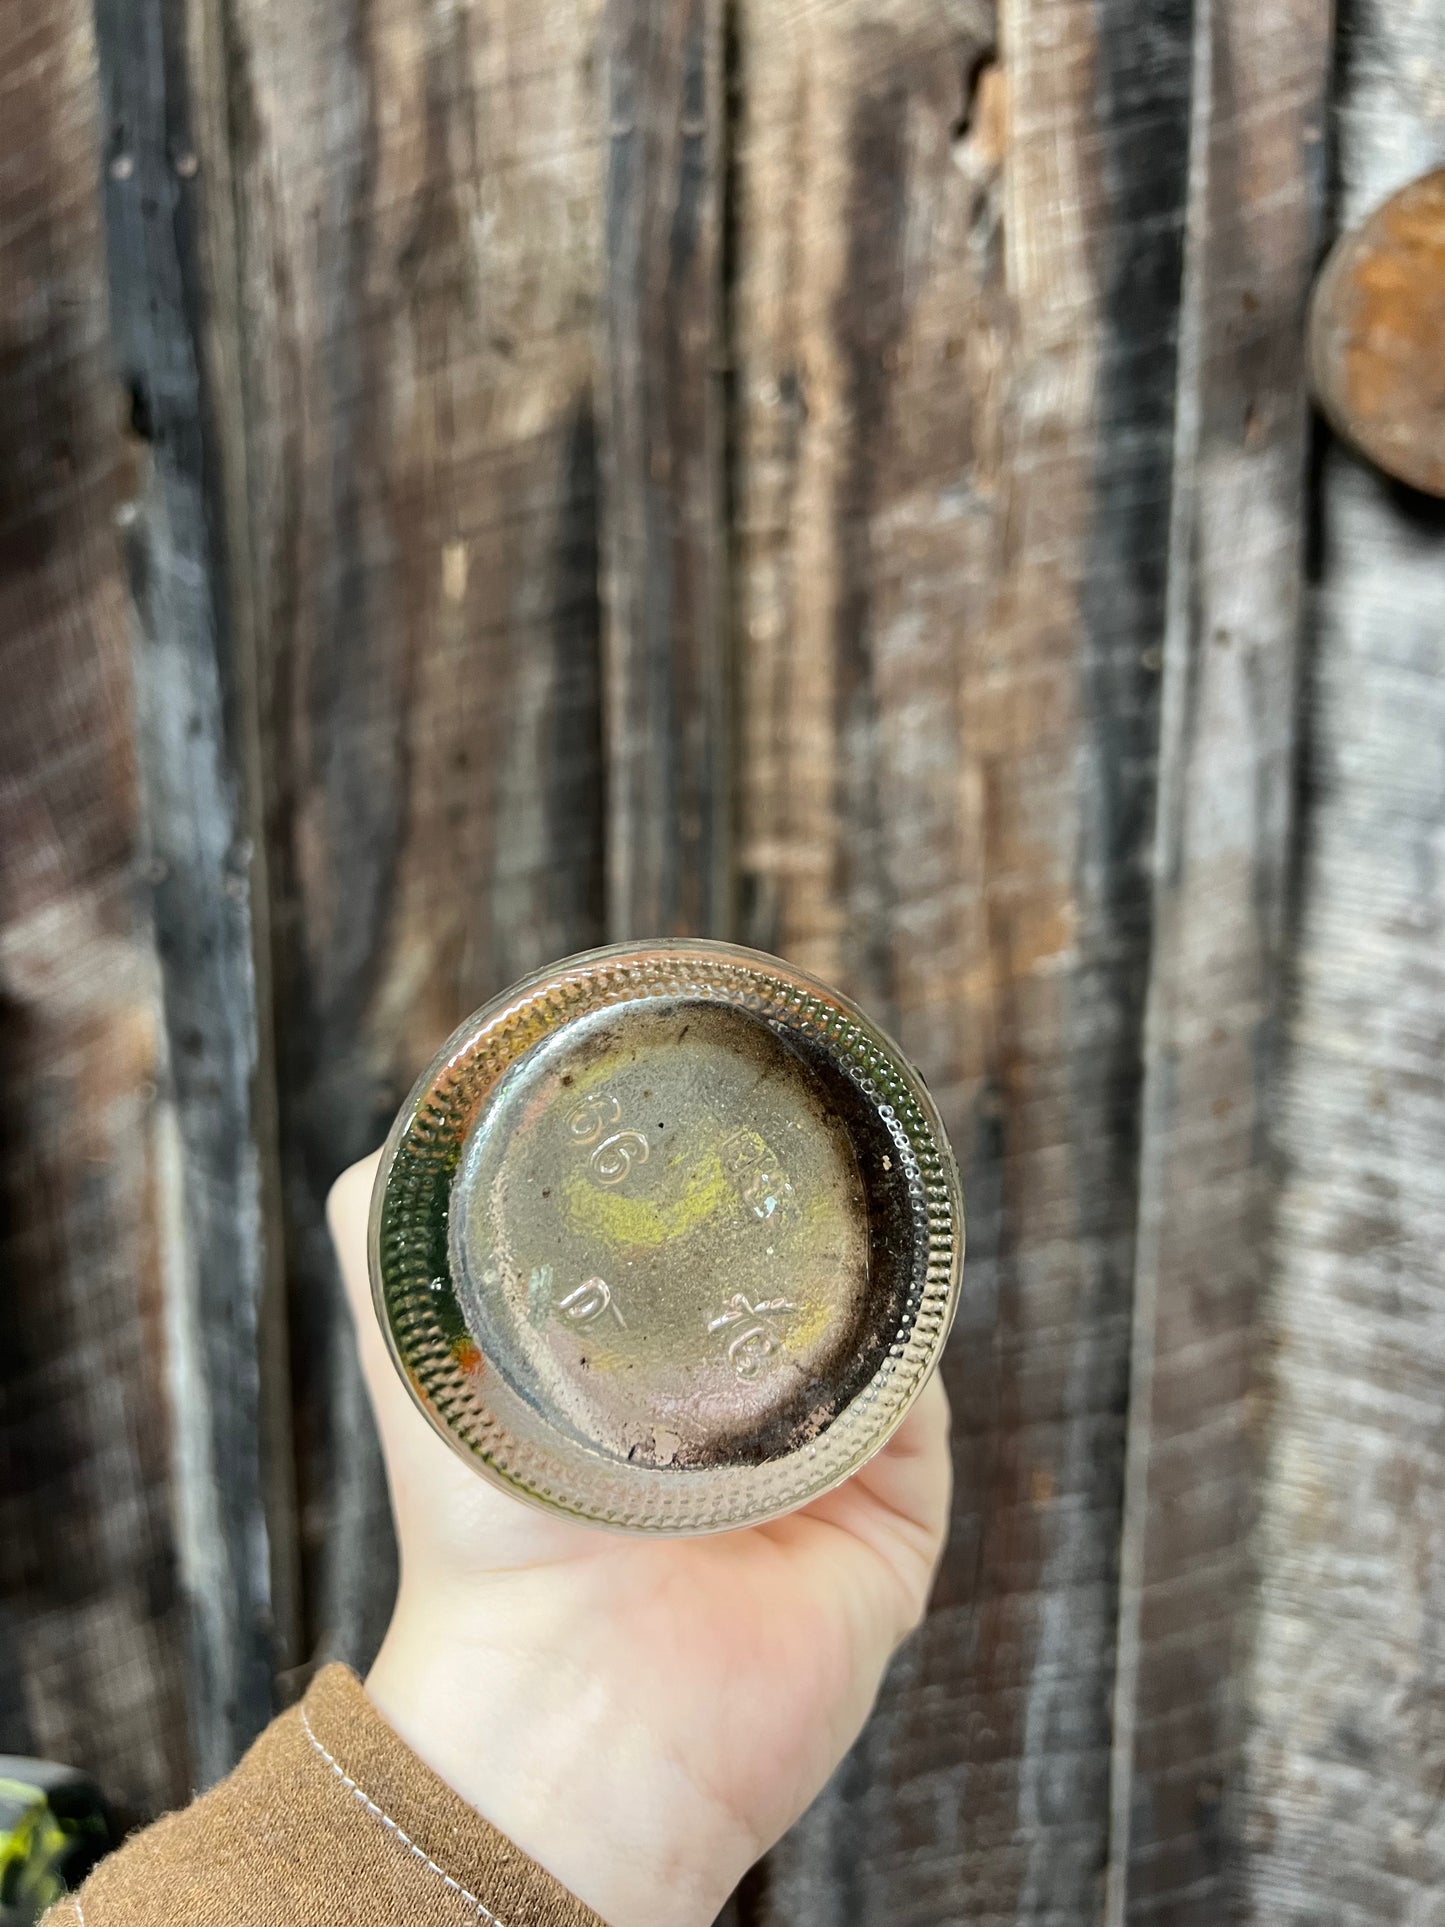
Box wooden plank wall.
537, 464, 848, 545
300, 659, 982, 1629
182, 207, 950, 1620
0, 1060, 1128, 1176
733, 3, 1187, 1918
1109, 0, 1330, 1919
214, 0, 611, 1671
4, 0, 1444, 1920
1245, 2, 1445, 1920
0, 0, 194, 1817
93, 0, 294, 1789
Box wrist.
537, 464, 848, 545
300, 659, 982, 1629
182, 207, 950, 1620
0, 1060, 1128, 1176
365, 1576, 756, 1927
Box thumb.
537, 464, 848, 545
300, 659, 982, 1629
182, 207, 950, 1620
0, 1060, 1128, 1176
326, 1148, 410, 1430
330, 1146, 596, 1569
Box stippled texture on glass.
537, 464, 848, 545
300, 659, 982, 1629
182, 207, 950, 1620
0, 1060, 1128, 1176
370, 942, 963, 1534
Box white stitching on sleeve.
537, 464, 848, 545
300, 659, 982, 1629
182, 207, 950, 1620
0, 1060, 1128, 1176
299, 1707, 506, 1926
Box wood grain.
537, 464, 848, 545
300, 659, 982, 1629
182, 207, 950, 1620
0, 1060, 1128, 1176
0, 0, 191, 1815
216, 0, 610, 1670
1106, 1, 1331, 1919
93, 0, 295, 1784
1244, 3, 1445, 1918
9, 0, 1445, 1912
599, 0, 729, 938
732, 0, 1191, 1917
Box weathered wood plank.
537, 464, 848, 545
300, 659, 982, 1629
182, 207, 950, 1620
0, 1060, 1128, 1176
1106, 0, 1330, 1918
598, 0, 729, 938
93, 0, 295, 1784
19, 13, 1445, 1921
1243, 4, 1445, 1917
218, 0, 609, 1670
0, 0, 191, 1814
733, 0, 1191, 1918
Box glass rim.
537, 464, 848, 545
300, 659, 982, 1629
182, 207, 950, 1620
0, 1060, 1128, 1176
369, 939, 964, 1535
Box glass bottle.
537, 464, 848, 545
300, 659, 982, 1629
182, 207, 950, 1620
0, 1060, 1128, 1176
370, 940, 963, 1533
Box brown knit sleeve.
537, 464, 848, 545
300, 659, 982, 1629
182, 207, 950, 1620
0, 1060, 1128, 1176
45, 1665, 608, 1927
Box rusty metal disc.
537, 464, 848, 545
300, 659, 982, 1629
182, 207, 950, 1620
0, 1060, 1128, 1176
370, 940, 963, 1534
1309, 168, 1445, 497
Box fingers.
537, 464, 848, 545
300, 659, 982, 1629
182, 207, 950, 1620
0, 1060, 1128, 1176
326, 1149, 396, 1397
329, 1148, 594, 1569
325, 1148, 461, 1486
879, 1366, 952, 1466
326, 1147, 381, 1309
774, 1371, 952, 1664
827, 1366, 953, 1565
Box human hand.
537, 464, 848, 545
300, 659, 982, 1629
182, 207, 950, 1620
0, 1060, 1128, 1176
329, 1150, 952, 1927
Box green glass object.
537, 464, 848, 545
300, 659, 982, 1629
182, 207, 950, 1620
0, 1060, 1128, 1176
371, 941, 963, 1534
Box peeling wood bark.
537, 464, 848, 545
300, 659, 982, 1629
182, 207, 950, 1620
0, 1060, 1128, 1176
216, 0, 609, 1670
599, 0, 729, 938
1107, 1, 1331, 1920
1243, 4, 1445, 1918
0, 0, 191, 1815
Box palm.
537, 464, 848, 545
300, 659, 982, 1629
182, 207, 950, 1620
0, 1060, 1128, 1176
528, 1428, 944, 1833
331, 1152, 950, 1899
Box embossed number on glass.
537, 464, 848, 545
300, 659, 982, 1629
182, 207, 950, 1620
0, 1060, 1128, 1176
708, 1291, 798, 1379
589, 1129, 650, 1186
720, 1128, 797, 1224
560, 1276, 627, 1329
569, 1092, 621, 1143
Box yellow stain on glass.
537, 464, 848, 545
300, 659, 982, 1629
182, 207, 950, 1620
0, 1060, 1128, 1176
562, 1152, 734, 1249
